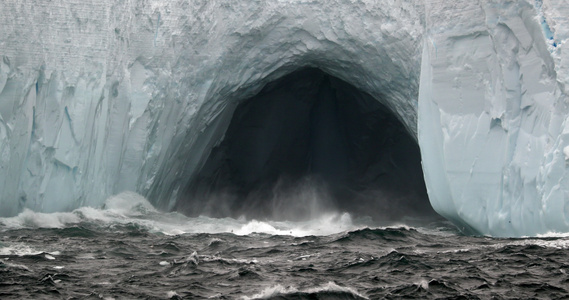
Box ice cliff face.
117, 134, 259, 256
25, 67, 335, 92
419, 0, 569, 236
1, 0, 568, 237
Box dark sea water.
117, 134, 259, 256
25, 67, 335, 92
1, 195, 569, 299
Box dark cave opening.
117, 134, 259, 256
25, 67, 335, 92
176, 68, 437, 222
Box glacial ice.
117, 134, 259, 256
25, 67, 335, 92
1, 0, 569, 237
419, 0, 569, 236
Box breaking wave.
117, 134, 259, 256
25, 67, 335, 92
0, 192, 371, 237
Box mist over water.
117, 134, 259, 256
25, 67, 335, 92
0, 192, 370, 237
178, 69, 437, 223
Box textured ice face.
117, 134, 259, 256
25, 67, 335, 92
0, 0, 424, 217
2, 0, 569, 237
419, 1, 569, 236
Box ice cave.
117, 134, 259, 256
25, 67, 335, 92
177, 68, 434, 221
1, 0, 569, 237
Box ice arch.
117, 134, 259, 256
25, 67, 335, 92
2, 0, 569, 236
0, 0, 426, 220
176, 68, 435, 221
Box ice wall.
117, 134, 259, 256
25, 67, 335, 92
419, 0, 569, 236
0, 0, 424, 216
3, 0, 569, 237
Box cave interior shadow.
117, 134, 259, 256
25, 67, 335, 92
176, 68, 440, 223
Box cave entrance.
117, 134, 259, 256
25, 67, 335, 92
177, 68, 437, 222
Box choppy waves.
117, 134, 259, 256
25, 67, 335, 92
1, 193, 569, 299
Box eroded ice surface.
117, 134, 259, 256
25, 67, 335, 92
1, 0, 569, 237
0, 0, 424, 216
419, 1, 569, 236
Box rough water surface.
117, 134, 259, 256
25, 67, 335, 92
2, 209, 569, 299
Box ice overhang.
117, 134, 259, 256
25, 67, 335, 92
161, 68, 437, 222
146, 26, 425, 218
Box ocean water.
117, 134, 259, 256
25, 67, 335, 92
1, 193, 569, 299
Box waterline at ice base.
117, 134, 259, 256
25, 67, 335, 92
1, 0, 569, 237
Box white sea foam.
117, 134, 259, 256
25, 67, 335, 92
415, 279, 430, 290
445, 237, 569, 254
0, 192, 371, 237
0, 244, 41, 256
0, 209, 81, 229
242, 285, 297, 300
103, 191, 157, 215
0, 243, 46, 256
242, 281, 367, 300
0, 192, 458, 238
166, 291, 179, 298
498, 239, 569, 250
536, 231, 569, 238
0, 242, 61, 259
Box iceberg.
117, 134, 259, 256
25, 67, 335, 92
419, 0, 569, 236
0, 0, 568, 237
